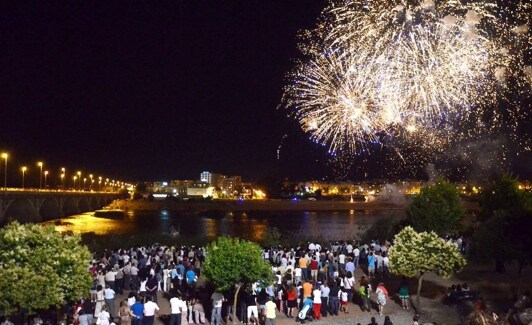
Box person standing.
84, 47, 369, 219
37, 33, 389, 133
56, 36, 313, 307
143, 296, 159, 325
186, 267, 197, 288
146, 274, 159, 304
94, 285, 105, 319
104, 284, 116, 320
210, 291, 224, 325
285, 285, 298, 318
118, 300, 134, 325
398, 278, 410, 310
98, 305, 111, 325
353, 246, 360, 267
264, 296, 277, 325
312, 285, 322, 320
299, 255, 308, 281
169, 293, 184, 325
130, 263, 140, 291
367, 252, 376, 278
358, 277, 371, 312
310, 257, 319, 282
328, 282, 339, 316
375, 282, 389, 316
320, 282, 330, 317
115, 266, 124, 294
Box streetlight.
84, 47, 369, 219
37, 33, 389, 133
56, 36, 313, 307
98, 176, 102, 191
77, 171, 81, 190
1, 152, 7, 190
37, 161, 43, 190
44, 171, 49, 189
73, 176, 77, 189
61, 167, 66, 190
21, 166, 27, 189
89, 174, 93, 189
83, 177, 87, 190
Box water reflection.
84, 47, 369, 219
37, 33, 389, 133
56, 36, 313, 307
44, 209, 402, 240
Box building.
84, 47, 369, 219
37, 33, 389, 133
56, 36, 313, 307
200, 171, 224, 188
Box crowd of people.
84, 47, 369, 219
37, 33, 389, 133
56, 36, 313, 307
1, 238, 492, 325
63, 240, 418, 325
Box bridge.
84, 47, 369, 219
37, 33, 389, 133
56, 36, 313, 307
0, 190, 122, 224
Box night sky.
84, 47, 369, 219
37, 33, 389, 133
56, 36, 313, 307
1, 1, 332, 184
1, 1, 530, 185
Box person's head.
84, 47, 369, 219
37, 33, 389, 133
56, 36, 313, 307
145, 295, 152, 302
370, 316, 376, 323
96, 284, 103, 291
413, 314, 420, 321
346, 271, 352, 278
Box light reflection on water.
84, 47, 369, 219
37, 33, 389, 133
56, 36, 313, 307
44, 209, 402, 241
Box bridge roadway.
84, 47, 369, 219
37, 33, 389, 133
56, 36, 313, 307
0, 190, 121, 224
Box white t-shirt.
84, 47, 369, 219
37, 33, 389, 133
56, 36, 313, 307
144, 301, 159, 316
105, 270, 117, 282
169, 297, 184, 314
313, 289, 321, 303
339, 254, 346, 264
294, 267, 302, 277
354, 248, 360, 257
104, 288, 115, 299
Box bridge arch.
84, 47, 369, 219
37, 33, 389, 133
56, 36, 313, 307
3, 198, 41, 223
40, 198, 61, 221
62, 197, 80, 216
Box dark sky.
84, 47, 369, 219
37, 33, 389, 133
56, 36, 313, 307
1, 1, 530, 186
1, 1, 330, 184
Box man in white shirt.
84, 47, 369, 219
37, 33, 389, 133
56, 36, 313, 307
210, 291, 224, 325
169, 293, 185, 325
353, 247, 360, 267
338, 252, 346, 274
103, 284, 116, 319
143, 296, 159, 325
264, 296, 277, 325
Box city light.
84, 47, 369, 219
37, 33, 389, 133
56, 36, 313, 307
37, 161, 43, 190
21, 166, 27, 189
1, 152, 8, 189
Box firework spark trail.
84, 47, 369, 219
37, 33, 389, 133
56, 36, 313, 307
282, 0, 532, 157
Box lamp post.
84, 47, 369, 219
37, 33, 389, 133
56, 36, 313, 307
89, 174, 93, 189
21, 166, 27, 189
83, 177, 87, 190
73, 176, 78, 190
98, 176, 102, 191
44, 171, 49, 189
61, 168, 66, 189
37, 162, 43, 190
1, 153, 7, 190
77, 171, 81, 190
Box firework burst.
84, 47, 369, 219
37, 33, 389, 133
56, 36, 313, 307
282, 0, 531, 158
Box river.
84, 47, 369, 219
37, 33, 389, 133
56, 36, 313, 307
44, 208, 405, 242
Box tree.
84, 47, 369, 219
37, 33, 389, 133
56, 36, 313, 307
202, 236, 272, 324
406, 179, 464, 235
0, 222, 92, 320
388, 226, 466, 310
473, 174, 532, 274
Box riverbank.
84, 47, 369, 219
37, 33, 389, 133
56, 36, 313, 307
109, 197, 412, 213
